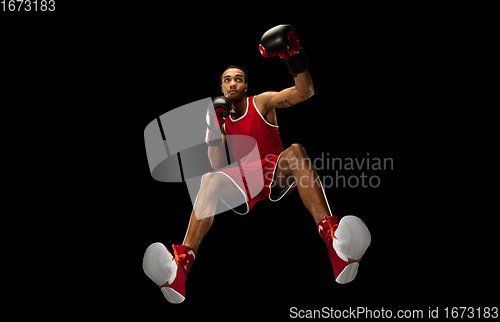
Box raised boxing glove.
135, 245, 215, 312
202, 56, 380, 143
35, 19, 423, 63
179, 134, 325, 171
259, 24, 309, 76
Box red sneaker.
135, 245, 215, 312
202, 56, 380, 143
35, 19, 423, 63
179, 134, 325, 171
318, 215, 371, 284
143, 243, 196, 303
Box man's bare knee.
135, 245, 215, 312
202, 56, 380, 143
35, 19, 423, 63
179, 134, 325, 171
289, 143, 308, 159
201, 172, 223, 190
197, 172, 225, 206
201, 172, 215, 184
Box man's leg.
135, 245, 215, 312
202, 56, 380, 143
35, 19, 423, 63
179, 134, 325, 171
274, 143, 371, 284
274, 143, 331, 224
182, 172, 244, 253
143, 171, 245, 303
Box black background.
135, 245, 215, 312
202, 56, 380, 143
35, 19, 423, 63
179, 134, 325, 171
2, 3, 497, 319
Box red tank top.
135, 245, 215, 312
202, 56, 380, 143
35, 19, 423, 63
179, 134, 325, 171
224, 96, 284, 163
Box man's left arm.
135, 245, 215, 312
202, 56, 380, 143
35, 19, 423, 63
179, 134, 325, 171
257, 25, 315, 110
259, 70, 314, 109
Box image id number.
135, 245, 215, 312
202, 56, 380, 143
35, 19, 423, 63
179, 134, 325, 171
443, 307, 498, 319
2, 0, 55, 11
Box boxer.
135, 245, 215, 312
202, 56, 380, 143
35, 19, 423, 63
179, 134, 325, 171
143, 25, 371, 303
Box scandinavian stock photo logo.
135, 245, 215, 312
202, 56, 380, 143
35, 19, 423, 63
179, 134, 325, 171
266, 152, 393, 189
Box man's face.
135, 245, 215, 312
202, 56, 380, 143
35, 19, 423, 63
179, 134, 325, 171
221, 68, 247, 102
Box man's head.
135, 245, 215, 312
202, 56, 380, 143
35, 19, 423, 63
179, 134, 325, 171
220, 65, 248, 102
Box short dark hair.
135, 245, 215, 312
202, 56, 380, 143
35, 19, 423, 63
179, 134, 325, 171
220, 65, 248, 84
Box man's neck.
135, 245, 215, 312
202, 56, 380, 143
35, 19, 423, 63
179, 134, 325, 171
231, 96, 247, 117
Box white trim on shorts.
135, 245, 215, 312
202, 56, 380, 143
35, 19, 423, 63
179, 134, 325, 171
268, 151, 296, 202
215, 171, 250, 215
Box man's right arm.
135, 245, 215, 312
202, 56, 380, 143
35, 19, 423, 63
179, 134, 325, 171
206, 97, 231, 170
208, 129, 227, 170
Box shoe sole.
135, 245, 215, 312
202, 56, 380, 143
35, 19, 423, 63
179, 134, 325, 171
336, 262, 360, 284
334, 216, 371, 284
143, 242, 185, 304
160, 286, 185, 304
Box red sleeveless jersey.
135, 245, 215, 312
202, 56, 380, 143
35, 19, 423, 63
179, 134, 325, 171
217, 96, 295, 215
223, 96, 284, 162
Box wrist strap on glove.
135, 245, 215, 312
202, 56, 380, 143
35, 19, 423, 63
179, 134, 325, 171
284, 48, 309, 76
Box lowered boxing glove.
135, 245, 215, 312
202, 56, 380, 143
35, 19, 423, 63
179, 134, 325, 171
205, 96, 231, 146
259, 24, 309, 76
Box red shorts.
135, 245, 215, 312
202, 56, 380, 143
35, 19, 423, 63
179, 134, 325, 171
216, 152, 296, 214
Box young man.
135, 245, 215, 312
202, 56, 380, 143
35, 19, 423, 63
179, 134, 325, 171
143, 25, 371, 304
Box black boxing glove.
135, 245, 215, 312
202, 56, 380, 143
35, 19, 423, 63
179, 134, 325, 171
205, 96, 231, 146
259, 24, 309, 76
